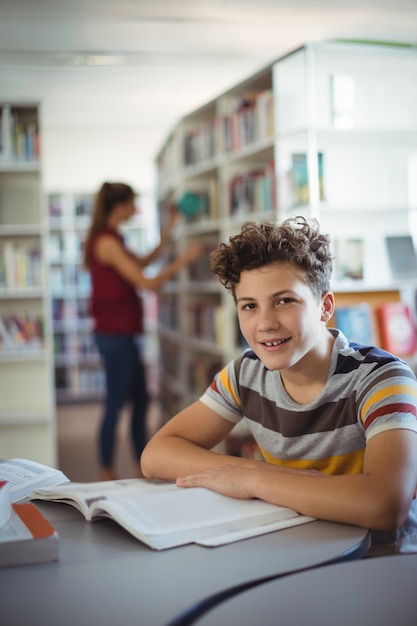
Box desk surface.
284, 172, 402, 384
1, 501, 369, 626
195, 553, 417, 626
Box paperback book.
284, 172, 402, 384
378, 302, 417, 356
335, 303, 374, 346
0, 458, 70, 503
0, 502, 59, 568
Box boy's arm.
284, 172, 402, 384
140, 400, 261, 480
176, 428, 417, 532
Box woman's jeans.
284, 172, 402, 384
95, 333, 149, 468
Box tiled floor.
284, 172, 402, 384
56, 400, 164, 482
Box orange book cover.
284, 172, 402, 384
378, 302, 417, 356
0, 502, 59, 568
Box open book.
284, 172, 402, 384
0, 458, 70, 503
30, 479, 315, 550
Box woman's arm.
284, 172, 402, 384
95, 234, 201, 292
139, 205, 179, 268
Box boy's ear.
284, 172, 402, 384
321, 291, 335, 322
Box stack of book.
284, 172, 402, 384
0, 458, 68, 568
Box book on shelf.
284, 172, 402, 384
29, 479, 315, 551
0, 242, 42, 289
177, 181, 218, 222
0, 313, 44, 353
290, 152, 325, 207
0, 458, 70, 503
0, 104, 40, 162
334, 237, 364, 282
228, 160, 275, 216
215, 90, 274, 154
0, 502, 59, 568
335, 303, 374, 346
183, 121, 216, 166
187, 242, 218, 281
378, 302, 417, 356
385, 235, 417, 280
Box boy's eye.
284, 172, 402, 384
241, 303, 256, 311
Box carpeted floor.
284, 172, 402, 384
56, 400, 164, 482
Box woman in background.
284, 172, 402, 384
84, 181, 201, 480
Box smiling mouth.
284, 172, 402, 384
262, 338, 289, 347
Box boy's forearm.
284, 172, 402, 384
246, 466, 410, 532
140, 436, 259, 481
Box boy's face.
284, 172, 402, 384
235, 262, 333, 372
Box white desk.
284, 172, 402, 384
193, 554, 417, 626
1, 501, 369, 626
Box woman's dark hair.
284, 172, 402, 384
210, 216, 333, 301
83, 182, 134, 268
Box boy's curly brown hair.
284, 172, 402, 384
209, 216, 333, 301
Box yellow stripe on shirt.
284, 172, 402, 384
260, 446, 364, 475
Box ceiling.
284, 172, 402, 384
1, 0, 417, 174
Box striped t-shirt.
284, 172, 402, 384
200, 329, 417, 553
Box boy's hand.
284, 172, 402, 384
176, 465, 256, 500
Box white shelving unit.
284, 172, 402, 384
47, 191, 157, 403
155, 41, 417, 435
0, 103, 56, 465
47, 191, 103, 403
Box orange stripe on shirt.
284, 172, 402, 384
218, 367, 240, 407
360, 384, 417, 425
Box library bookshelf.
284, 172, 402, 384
46, 191, 157, 403
0, 103, 56, 465
155, 41, 417, 452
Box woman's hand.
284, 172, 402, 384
182, 241, 204, 264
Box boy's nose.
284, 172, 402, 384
257, 310, 280, 332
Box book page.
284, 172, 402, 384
0, 459, 69, 503
91, 486, 310, 549
30, 478, 178, 518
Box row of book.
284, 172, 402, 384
52, 297, 90, 322
0, 105, 40, 162
187, 242, 219, 282
0, 242, 42, 289
217, 90, 274, 154
49, 265, 91, 293
158, 294, 179, 330
183, 90, 274, 167
186, 302, 224, 345
228, 160, 276, 216
335, 301, 417, 356
177, 181, 219, 222
48, 231, 84, 262
158, 341, 181, 380
53, 331, 98, 359
48, 194, 94, 219
178, 159, 276, 223
55, 366, 105, 395
0, 313, 44, 353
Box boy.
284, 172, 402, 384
141, 216, 417, 554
